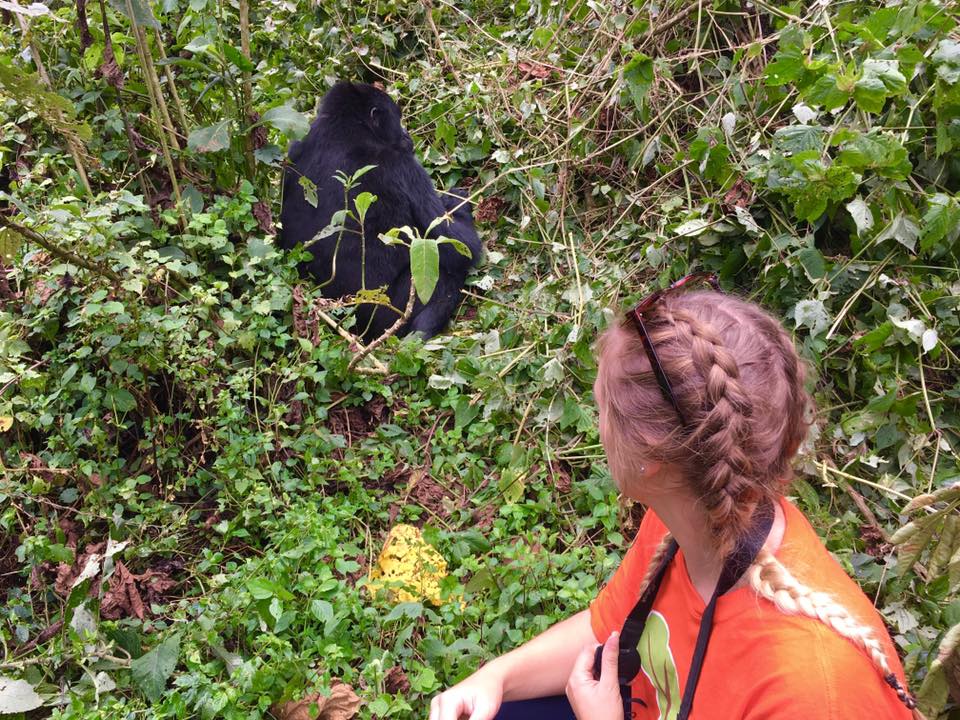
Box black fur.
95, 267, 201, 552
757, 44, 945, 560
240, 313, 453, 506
279, 82, 481, 340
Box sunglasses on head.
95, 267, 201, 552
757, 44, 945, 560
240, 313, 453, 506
627, 272, 723, 427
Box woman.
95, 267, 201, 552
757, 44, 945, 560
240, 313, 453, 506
431, 276, 921, 720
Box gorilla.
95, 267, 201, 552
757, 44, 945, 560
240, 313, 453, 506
279, 81, 482, 341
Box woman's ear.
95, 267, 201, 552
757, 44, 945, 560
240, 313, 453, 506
638, 461, 662, 478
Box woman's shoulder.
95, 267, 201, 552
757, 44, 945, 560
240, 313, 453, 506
776, 498, 890, 625
740, 615, 911, 719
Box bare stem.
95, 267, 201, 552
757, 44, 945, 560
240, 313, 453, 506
347, 281, 416, 373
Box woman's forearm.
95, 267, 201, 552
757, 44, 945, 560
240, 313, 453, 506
481, 609, 596, 702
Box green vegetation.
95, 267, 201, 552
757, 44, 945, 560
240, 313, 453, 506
0, 0, 958, 717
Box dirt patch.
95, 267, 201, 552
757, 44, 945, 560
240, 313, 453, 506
327, 396, 392, 445
475, 196, 507, 225
0, 532, 21, 595
860, 524, 891, 558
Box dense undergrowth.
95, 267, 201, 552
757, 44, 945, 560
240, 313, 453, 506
0, 0, 958, 717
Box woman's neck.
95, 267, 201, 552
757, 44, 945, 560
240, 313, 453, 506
646, 494, 786, 604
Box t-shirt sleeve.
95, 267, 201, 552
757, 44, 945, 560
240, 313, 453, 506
589, 510, 669, 642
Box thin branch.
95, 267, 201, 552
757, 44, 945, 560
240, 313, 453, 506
0, 217, 121, 281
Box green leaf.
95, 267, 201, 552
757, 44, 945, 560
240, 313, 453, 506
298, 176, 318, 209
773, 125, 825, 154
0, 676, 43, 713
836, 132, 911, 179
875, 212, 920, 252
247, 577, 284, 600
853, 59, 906, 113
622, 53, 653, 110
353, 192, 377, 226
262, 104, 310, 139
932, 39, 960, 84
764, 43, 804, 86
187, 120, 232, 153
221, 43, 254, 72
107, 0, 160, 29
108, 387, 136, 413
804, 72, 850, 110
131, 633, 180, 703
410, 236, 439, 304
920, 193, 960, 253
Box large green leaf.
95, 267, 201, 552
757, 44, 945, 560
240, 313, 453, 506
853, 59, 906, 113
262, 104, 310, 139
107, 0, 160, 29
409, 236, 439, 304
131, 633, 180, 703
187, 120, 232, 153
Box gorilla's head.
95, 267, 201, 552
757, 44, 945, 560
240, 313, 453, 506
322, 82, 414, 154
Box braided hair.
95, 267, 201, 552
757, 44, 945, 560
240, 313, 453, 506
596, 290, 922, 716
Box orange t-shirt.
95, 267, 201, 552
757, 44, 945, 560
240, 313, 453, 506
590, 498, 911, 719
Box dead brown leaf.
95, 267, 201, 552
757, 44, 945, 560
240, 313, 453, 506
101, 561, 146, 620
384, 666, 410, 695
518, 61, 552, 80
272, 682, 362, 720
253, 200, 274, 234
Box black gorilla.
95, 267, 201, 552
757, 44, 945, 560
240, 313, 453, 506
279, 82, 481, 340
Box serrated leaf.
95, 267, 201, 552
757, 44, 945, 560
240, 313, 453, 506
187, 120, 232, 153
131, 633, 180, 703
773, 125, 825, 154
0, 677, 43, 713
920, 193, 960, 253
622, 53, 653, 110
764, 43, 804, 86
875, 212, 920, 252
793, 299, 830, 337
853, 59, 906, 113
796, 246, 826, 281
410, 236, 439, 304
932, 39, 960, 84
262, 104, 310, 139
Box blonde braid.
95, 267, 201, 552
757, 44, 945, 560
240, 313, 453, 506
748, 549, 921, 713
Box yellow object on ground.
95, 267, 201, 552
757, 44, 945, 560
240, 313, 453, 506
368, 523, 447, 605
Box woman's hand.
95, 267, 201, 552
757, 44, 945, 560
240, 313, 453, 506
565, 632, 625, 720
429, 665, 504, 720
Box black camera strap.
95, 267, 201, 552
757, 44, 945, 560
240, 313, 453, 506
593, 501, 775, 719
